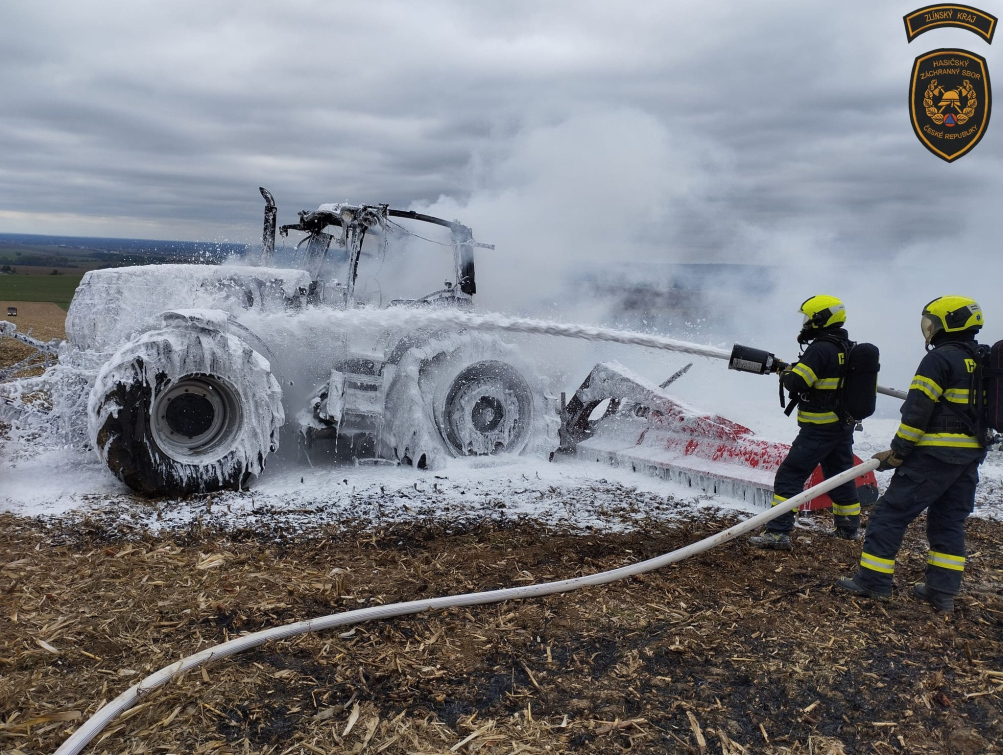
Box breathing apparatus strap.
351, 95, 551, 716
780, 340, 810, 411
782, 393, 799, 415
810, 334, 852, 420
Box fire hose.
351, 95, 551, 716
54, 458, 881, 755
297, 309, 910, 400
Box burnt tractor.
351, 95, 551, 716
41, 189, 557, 495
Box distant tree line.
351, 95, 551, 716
0, 235, 251, 272
0, 253, 79, 268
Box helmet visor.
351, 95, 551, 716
921, 314, 939, 344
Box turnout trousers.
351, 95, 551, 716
852, 450, 979, 596
767, 424, 860, 534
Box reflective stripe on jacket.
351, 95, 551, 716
784, 328, 848, 428
891, 337, 984, 460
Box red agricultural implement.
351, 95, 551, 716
559, 361, 879, 510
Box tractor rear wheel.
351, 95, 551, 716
383, 333, 558, 468
437, 360, 534, 456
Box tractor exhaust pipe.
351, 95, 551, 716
259, 187, 277, 265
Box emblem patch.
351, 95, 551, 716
904, 4, 997, 43
909, 48, 992, 162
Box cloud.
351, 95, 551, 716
0, 0, 1000, 274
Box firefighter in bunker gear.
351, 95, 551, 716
837, 296, 987, 611
749, 295, 861, 550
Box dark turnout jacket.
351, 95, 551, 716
784, 327, 851, 429
891, 332, 986, 464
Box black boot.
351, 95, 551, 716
913, 583, 954, 613
832, 526, 859, 541
836, 576, 891, 600
748, 531, 791, 550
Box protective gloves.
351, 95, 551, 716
872, 449, 904, 472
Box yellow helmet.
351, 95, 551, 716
799, 294, 846, 330
921, 295, 983, 344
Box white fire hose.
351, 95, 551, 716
303, 309, 911, 399
54, 458, 881, 755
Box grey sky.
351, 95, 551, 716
0, 0, 1000, 276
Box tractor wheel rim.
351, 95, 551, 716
470, 395, 504, 432
151, 375, 243, 461
442, 362, 533, 455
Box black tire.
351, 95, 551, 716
88, 328, 283, 496
383, 333, 558, 468
436, 360, 534, 455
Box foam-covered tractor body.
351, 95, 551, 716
58, 263, 557, 496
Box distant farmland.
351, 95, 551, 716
0, 233, 251, 310
0, 274, 84, 309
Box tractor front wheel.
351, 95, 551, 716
88, 328, 283, 496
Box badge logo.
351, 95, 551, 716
904, 4, 997, 43
909, 48, 991, 161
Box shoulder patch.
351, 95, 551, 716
904, 4, 997, 44
909, 48, 992, 162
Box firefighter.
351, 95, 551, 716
838, 296, 986, 612
749, 295, 861, 550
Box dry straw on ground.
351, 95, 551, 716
2, 506, 1002, 755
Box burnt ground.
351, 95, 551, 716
1, 503, 1002, 755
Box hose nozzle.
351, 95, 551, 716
728, 344, 785, 375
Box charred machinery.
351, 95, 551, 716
2, 190, 556, 495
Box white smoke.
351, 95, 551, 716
415, 110, 718, 314
391, 107, 1002, 438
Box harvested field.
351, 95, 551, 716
0, 301, 67, 342
0, 338, 40, 375
0, 301, 66, 379
2, 505, 1002, 755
